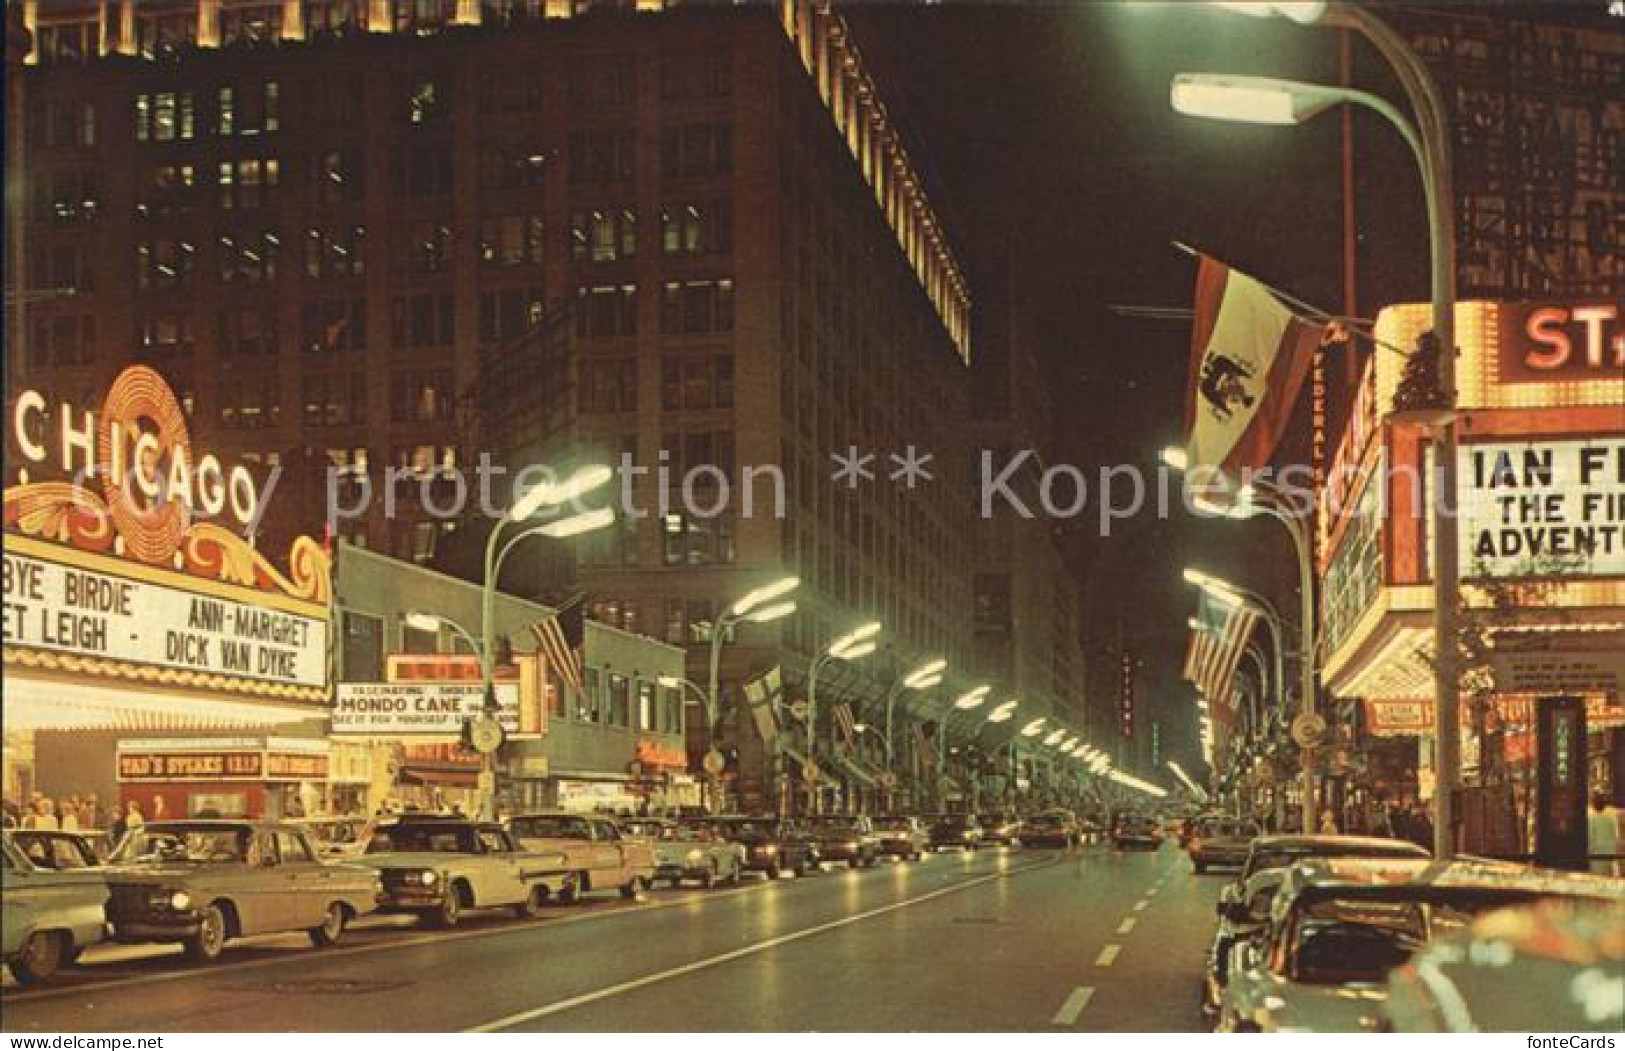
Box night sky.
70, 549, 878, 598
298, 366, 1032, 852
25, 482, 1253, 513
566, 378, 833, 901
849, 1, 1446, 777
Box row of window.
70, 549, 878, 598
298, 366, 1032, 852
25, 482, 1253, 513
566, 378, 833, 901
134, 84, 281, 143
575, 280, 735, 337
211, 369, 458, 429
576, 354, 735, 415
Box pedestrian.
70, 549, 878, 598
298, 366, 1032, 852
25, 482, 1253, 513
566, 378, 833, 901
1409, 803, 1434, 851
1586, 793, 1621, 877
1318, 809, 1339, 835
59, 798, 81, 831
24, 798, 60, 830
125, 799, 145, 834
79, 795, 99, 830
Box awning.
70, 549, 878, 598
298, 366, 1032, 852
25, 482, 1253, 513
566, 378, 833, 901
1, 673, 329, 732
399, 767, 479, 787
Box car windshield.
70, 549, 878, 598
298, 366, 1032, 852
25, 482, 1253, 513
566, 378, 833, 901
1247, 843, 1424, 879
111, 824, 250, 864
1200, 819, 1257, 838
365, 823, 480, 854
508, 815, 593, 839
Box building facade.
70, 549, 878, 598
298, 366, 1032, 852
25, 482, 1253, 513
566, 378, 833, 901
11, 0, 1044, 814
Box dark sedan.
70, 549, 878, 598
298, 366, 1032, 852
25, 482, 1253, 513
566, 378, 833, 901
1188, 817, 1261, 873
928, 813, 983, 851
1113, 815, 1161, 850
702, 816, 819, 879
1018, 811, 1081, 848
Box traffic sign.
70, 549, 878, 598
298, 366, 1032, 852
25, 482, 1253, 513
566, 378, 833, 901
702, 748, 726, 775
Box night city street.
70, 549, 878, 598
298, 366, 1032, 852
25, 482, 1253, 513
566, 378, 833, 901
4, 844, 1216, 1033
3, 0, 1623, 1040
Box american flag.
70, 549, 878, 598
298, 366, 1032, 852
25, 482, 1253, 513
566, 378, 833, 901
530, 594, 586, 703
1181, 590, 1258, 724
832, 703, 856, 752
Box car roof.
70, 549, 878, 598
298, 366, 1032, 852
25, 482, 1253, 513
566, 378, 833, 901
1283, 857, 1622, 907
1253, 834, 1429, 855
142, 819, 274, 831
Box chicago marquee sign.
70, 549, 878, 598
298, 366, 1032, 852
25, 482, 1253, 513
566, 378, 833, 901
4, 366, 331, 703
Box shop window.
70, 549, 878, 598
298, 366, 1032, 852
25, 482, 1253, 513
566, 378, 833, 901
344, 612, 385, 681
608, 673, 630, 727
637, 680, 654, 732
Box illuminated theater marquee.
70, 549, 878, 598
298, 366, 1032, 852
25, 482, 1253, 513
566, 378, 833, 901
1459, 438, 1625, 578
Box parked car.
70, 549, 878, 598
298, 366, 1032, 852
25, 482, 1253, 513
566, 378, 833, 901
1018, 810, 1081, 849
928, 813, 983, 851
10, 829, 105, 870
1214, 856, 1622, 1033
1203, 835, 1431, 1024
361, 814, 569, 927
619, 818, 676, 843
1383, 898, 1625, 1033
983, 811, 1023, 847
505, 812, 656, 901
701, 816, 819, 878
103, 820, 381, 962
871, 815, 929, 861
1113, 814, 1161, 850
1188, 816, 1261, 873
1, 834, 109, 984
295, 816, 370, 858
650, 823, 745, 888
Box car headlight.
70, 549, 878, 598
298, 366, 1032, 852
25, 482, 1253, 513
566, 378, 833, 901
686, 849, 704, 863
170, 890, 192, 911
756, 844, 777, 854
844, 841, 858, 851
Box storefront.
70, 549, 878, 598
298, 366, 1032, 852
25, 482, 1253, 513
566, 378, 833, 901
3, 367, 333, 825
114, 736, 340, 820
333, 544, 687, 817
1319, 300, 1625, 849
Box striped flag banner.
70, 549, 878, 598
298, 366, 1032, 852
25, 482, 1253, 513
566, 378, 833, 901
832, 703, 857, 752
1182, 589, 1259, 719
530, 593, 586, 703
1182, 254, 1325, 477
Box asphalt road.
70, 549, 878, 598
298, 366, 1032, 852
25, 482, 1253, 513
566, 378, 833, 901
2, 841, 1222, 1032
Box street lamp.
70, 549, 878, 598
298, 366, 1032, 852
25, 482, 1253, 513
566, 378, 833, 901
1180, 1, 1459, 857
986, 699, 1018, 724
476, 463, 615, 820
704, 576, 800, 739
1020, 717, 1047, 738
1179, 468, 1310, 832
806, 620, 883, 814
953, 684, 992, 710
881, 657, 947, 808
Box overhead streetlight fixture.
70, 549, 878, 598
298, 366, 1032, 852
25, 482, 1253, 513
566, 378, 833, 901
404, 611, 443, 633
1208, 0, 1327, 24
832, 640, 877, 662
731, 576, 800, 618
536, 505, 616, 539
903, 658, 948, 690
1020, 717, 1048, 738
1160, 446, 1189, 471
826, 621, 883, 658
509, 463, 615, 521
1172, 72, 1346, 128
1043, 729, 1067, 747
744, 600, 797, 625
953, 685, 992, 710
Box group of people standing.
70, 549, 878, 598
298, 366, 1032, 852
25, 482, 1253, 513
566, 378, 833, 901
2, 793, 165, 839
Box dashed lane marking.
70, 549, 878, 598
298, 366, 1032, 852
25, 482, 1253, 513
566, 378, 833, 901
1117, 917, 1137, 935
1132, 900, 1148, 911
1051, 986, 1096, 1026
1094, 944, 1121, 967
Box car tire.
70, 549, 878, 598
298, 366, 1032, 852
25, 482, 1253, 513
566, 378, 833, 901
10, 931, 64, 985
183, 903, 229, 962
308, 902, 348, 947
557, 873, 584, 905
430, 889, 462, 929
513, 886, 546, 920
620, 876, 644, 899
701, 861, 717, 889
764, 861, 782, 880
1193, 861, 1206, 874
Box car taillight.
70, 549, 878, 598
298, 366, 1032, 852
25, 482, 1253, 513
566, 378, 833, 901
1190, 839, 1203, 853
